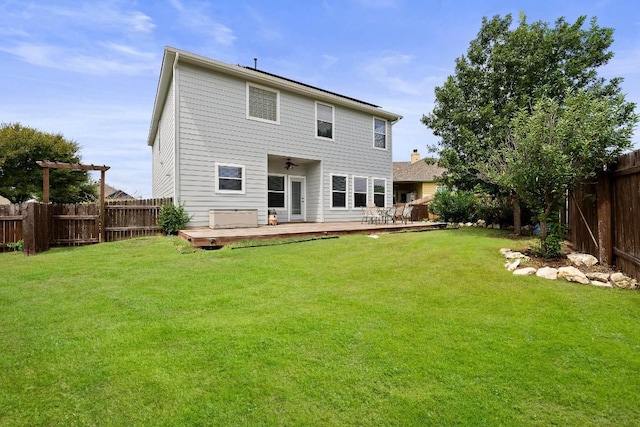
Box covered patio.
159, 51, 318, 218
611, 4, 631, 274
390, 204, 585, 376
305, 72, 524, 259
179, 220, 447, 247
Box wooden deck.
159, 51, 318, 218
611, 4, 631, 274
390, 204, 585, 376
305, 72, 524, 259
179, 220, 448, 247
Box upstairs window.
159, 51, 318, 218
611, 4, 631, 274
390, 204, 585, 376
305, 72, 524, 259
373, 178, 386, 207
331, 174, 347, 209
374, 118, 387, 149
353, 176, 367, 208
247, 83, 279, 123
216, 163, 245, 194
268, 175, 285, 208
316, 102, 334, 140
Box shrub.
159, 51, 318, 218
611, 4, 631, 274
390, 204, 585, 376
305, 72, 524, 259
158, 203, 191, 235
475, 194, 513, 225
6, 239, 24, 252
532, 223, 566, 258
429, 189, 477, 223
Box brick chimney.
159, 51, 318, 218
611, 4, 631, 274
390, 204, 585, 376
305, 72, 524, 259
410, 149, 420, 164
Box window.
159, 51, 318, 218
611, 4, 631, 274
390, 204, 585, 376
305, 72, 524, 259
353, 176, 367, 208
374, 118, 387, 149
373, 178, 386, 207
247, 83, 279, 123
316, 102, 334, 140
268, 175, 285, 208
331, 174, 347, 208
216, 163, 245, 193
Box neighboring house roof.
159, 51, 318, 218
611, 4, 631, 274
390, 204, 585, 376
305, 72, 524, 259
0, 195, 10, 205
393, 157, 446, 183
99, 183, 134, 200
147, 46, 403, 146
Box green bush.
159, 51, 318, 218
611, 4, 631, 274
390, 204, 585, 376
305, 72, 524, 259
533, 223, 566, 258
158, 203, 191, 235
475, 194, 513, 225
429, 189, 477, 223
6, 239, 24, 252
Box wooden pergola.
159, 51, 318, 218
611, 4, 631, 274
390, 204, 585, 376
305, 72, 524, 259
36, 161, 111, 241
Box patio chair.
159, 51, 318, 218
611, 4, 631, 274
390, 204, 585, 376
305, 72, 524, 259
361, 204, 381, 224
379, 206, 395, 224
393, 204, 405, 224
401, 205, 414, 224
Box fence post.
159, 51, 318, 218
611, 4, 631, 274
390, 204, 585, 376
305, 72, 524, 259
596, 172, 613, 266
22, 203, 36, 255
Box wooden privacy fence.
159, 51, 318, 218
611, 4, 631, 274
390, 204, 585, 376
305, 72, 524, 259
569, 149, 640, 281
0, 204, 24, 251
0, 198, 172, 255
104, 198, 171, 241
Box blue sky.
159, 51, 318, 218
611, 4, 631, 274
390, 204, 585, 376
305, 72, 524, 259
1, 0, 639, 198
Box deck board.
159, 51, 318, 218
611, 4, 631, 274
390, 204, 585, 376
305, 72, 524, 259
179, 221, 448, 247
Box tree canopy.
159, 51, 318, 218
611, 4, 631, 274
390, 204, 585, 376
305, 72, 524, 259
481, 90, 637, 241
422, 12, 637, 236
422, 13, 627, 192
0, 123, 97, 203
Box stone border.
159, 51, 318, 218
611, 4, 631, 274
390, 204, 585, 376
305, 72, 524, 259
500, 248, 639, 290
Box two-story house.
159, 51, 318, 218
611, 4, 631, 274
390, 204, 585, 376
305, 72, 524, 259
148, 47, 402, 227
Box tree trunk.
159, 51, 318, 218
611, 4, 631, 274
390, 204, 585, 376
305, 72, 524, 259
539, 219, 548, 240
511, 191, 522, 235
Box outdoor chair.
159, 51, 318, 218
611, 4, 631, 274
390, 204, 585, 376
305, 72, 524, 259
361, 204, 381, 224
379, 206, 395, 224
401, 205, 414, 224
393, 204, 405, 224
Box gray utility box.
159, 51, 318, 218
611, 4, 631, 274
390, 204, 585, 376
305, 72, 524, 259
209, 209, 258, 229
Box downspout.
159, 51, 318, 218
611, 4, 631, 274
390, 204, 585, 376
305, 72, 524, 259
173, 52, 180, 206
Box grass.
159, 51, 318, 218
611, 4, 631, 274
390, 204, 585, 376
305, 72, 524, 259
1, 228, 639, 426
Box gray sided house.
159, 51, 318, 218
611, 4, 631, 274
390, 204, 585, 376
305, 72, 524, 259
148, 47, 402, 227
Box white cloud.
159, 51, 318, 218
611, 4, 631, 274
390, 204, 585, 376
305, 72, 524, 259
0, 1, 158, 75
170, 1, 237, 46
362, 53, 442, 96
0, 42, 157, 75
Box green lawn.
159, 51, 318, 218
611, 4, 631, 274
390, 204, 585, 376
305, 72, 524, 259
1, 228, 639, 426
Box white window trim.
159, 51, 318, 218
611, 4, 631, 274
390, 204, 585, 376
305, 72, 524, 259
330, 173, 348, 210
246, 82, 280, 125
267, 173, 287, 209
373, 177, 387, 207
373, 117, 388, 150
352, 175, 368, 209
215, 162, 246, 194
315, 101, 335, 141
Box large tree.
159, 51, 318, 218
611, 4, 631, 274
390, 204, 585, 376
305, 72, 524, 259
422, 13, 628, 233
481, 90, 636, 247
0, 123, 96, 203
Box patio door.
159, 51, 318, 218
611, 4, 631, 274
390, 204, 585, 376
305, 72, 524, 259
289, 176, 305, 222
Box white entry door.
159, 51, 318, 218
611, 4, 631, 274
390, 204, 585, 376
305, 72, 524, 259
289, 176, 305, 222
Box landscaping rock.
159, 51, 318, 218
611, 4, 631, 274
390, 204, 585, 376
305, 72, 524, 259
506, 259, 521, 272
567, 253, 598, 267
586, 272, 610, 282
558, 266, 590, 284
504, 251, 531, 262
590, 280, 613, 288
499, 248, 512, 255
610, 272, 639, 290
536, 267, 558, 280
477, 219, 486, 228
513, 267, 537, 276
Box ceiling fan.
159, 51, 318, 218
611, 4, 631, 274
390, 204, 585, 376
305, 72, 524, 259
284, 158, 298, 170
